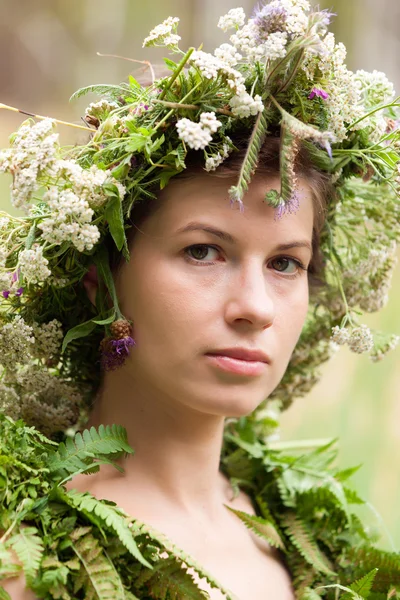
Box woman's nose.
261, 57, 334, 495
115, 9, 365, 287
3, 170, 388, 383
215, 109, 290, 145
224, 262, 275, 330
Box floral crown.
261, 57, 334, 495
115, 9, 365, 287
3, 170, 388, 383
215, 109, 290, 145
0, 0, 399, 437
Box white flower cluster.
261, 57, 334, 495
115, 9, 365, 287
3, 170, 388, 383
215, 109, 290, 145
191, 50, 245, 93
0, 315, 34, 370
0, 248, 6, 268
0, 118, 59, 212
214, 43, 242, 67
331, 324, 374, 354
205, 142, 231, 172
32, 319, 64, 360
0, 380, 20, 420
38, 188, 100, 252
355, 70, 395, 108
54, 159, 125, 209
176, 112, 221, 150
218, 8, 246, 32
230, 91, 264, 118
143, 16, 181, 48
18, 244, 51, 285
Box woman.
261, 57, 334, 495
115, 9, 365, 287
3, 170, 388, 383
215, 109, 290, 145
1, 3, 400, 599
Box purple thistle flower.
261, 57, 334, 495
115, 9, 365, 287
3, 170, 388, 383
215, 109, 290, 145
274, 192, 300, 221
309, 87, 329, 100
100, 336, 136, 371
15, 287, 24, 297
2, 290, 10, 299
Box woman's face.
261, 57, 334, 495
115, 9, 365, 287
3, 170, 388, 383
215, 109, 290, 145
114, 172, 314, 417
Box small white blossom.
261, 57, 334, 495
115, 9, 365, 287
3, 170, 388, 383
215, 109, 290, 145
191, 50, 245, 93
0, 382, 20, 420
218, 8, 246, 32
18, 244, 51, 285
38, 188, 100, 252
230, 91, 264, 118
348, 325, 374, 354
199, 112, 222, 133
32, 319, 64, 359
205, 143, 231, 172
143, 16, 181, 48
176, 119, 213, 150
0, 248, 7, 268
331, 326, 350, 346
0, 315, 35, 370
214, 43, 242, 67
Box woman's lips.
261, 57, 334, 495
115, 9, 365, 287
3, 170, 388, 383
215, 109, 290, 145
205, 354, 267, 376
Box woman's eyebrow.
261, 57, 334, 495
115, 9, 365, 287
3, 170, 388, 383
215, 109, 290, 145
175, 222, 313, 255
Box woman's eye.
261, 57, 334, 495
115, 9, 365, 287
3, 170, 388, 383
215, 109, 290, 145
185, 244, 220, 262
269, 256, 303, 275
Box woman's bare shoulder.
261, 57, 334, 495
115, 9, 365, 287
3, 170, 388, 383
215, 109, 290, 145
1, 575, 37, 599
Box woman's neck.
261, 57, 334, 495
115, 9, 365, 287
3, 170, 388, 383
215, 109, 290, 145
86, 367, 233, 522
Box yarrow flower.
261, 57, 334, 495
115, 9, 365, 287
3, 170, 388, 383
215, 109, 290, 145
18, 244, 51, 285
32, 319, 64, 361
0, 315, 34, 370
143, 16, 181, 48
38, 188, 100, 252
229, 91, 264, 118
205, 142, 231, 172
218, 8, 246, 32
331, 324, 374, 354
214, 43, 242, 67
176, 112, 221, 150
191, 50, 245, 93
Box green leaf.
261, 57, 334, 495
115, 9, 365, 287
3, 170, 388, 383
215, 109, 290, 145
128, 75, 140, 89
6, 527, 44, 584
229, 108, 269, 205
48, 424, 134, 476
65, 492, 152, 569
69, 84, 128, 102
125, 133, 148, 153
92, 311, 116, 326
225, 506, 285, 550
284, 513, 336, 576
25, 222, 37, 250
0, 588, 11, 600
61, 319, 97, 354
93, 244, 121, 314
163, 57, 178, 71
348, 569, 379, 598
104, 191, 128, 256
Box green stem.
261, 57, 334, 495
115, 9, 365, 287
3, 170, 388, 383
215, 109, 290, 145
267, 438, 335, 451
159, 47, 195, 101
347, 98, 400, 130
153, 80, 202, 133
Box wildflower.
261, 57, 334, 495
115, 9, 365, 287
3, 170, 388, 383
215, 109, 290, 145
274, 192, 300, 220
191, 50, 245, 93
0, 382, 20, 420
309, 87, 329, 100
348, 325, 374, 354
38, 188, 100, 252
0, 315, 35, 370
229, 91, 264, 118
32, 319, 64, 360
205, 143, 231, 172
100, 336, 136, 371
253, 3, 288, 35
143, 16, 181, 49
85, 99, 119, 123
218, 8, 246, 32
176, 115, 220, 151
214, 43, 242, 67
331, 325, 350, 346
18, 244, 51, 285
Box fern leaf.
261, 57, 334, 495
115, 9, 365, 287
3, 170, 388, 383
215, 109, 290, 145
0, 588, 11, 600
298, 588, 323, 600
284, 514, 336, 576
6, 527, 43, 583
72, 533, 125, 600
130, 519, 237, 600
348, 569, 379, 598
224, 505, 285, 550
228, 108, 269, 208
343, 546, 400, 591
69, 84, 129, 102
48, 424, 134, 475
63, 490, 152, 569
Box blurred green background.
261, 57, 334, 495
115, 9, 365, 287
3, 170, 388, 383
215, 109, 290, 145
0, 0, 399, 548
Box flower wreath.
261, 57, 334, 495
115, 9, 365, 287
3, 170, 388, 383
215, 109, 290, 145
0, 2, 399, 437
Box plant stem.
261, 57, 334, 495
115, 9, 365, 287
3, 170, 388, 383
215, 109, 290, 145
0, 103, 93, 132
159, 47, 195, 101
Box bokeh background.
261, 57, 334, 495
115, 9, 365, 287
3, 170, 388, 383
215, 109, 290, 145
0, 0, 399, 548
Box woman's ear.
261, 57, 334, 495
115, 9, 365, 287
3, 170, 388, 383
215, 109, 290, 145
82, 264, 99, 306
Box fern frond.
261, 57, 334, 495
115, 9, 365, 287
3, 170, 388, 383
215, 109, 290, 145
62, 490, 152, 569
6, 527, 43, 584
343, 546, 400, 591
284, 514, 336, 576
298, 588, 323, 600
224, 505, 285, 550
228, 108, 269, 207
0, 588, 11, 600
130, 520, 236, 600
348, 568, 379, 598
72, 533, 125, 600
48, 425, 134, 476
69, 84, 130, 102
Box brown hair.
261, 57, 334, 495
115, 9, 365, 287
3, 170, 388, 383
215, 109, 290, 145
109, 134, 335, 291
